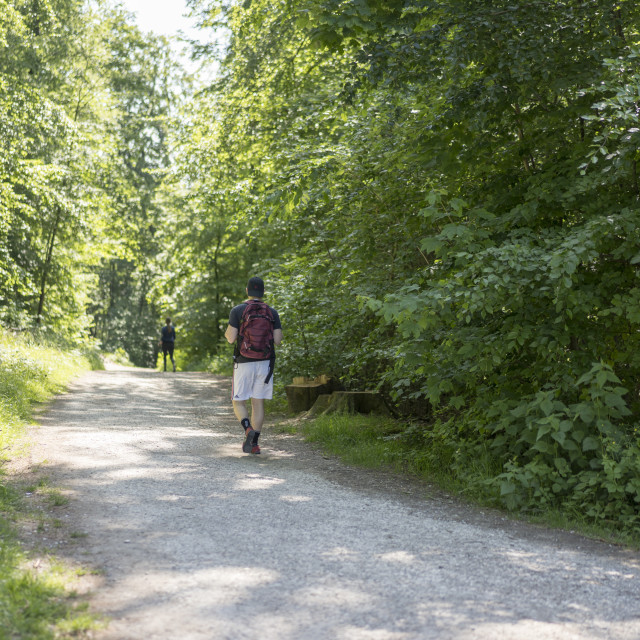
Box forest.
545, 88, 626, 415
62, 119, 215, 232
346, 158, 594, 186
3, 0, 640, 531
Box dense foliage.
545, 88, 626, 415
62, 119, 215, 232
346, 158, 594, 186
169, 0, 640, 530
3, 0, 640, 530
0, 0, 183, 365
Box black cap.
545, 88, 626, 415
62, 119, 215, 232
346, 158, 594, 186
247, 276, 264, 297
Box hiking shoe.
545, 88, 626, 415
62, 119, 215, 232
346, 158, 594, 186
242, 429, 256, 453
251, 444, 261, 455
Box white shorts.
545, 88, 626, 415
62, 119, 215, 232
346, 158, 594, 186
232, 360, 273, 401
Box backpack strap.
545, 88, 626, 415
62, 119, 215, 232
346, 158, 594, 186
233, 302, 252, 362
265, 351, 275, 384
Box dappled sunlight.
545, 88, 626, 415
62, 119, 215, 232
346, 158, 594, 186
214, 442, 252, 458
205, 492, 233, 500
335, 627, 411, 640
495, 546, 639, 591
112, 565, 280, 607
156, 494, 194, 502
453, 619, 593, 640
234, 473, 286, 491
293, 585, 376, 608
376, 550, 416, 564
321, 547, 360, 560
280, 495, 312, 503
267, 448, 296, 460
7, 2, 640, 637
96, 566, 282, 638
180, 565, 280, 601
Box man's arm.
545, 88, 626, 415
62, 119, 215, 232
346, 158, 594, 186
273, 328, 282, 346
225, 325, 238, 344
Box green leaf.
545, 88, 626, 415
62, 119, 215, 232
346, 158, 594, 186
582, 437, 600, 452
539, 396, 554, 416
575, 403, 595, 424
500, 480, 516, 496
420, 237, 442, 253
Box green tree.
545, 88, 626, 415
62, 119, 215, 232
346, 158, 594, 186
0, 0, 101, 336
88, 12, 185, 366
174, 0, 640, 529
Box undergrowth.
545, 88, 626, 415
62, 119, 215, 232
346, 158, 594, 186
0, 331, 103, 638
161, 349, 234, 376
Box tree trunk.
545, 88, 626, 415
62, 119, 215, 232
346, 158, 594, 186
36, 207, 61, 324
309, 391, 390, 416
213, 233, 221, 345
285, 377, 335, 413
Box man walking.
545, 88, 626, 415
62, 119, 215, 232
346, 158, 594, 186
159, 317, 176, 372
225, 277, 282, 454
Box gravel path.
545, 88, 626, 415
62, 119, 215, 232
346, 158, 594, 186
21, 366, 640, 639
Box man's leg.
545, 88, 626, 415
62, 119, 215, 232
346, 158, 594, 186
250, 398, 265, 431
249, 361, 272, 452
232, 364, 253, 432
248, 398, 264, 452
232, 400, 249, 423
233, 399, 255, 453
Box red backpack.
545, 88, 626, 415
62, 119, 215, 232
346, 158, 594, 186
237, 300, 275, 360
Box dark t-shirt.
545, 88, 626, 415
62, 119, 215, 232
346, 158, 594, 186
229, 300, 281, 363
161, 325, 175, 343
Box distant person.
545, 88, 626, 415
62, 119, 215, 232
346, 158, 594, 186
225, 277, 282, 454
159, 318, 176, 372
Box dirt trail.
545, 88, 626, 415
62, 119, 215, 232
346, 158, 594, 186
16, 365, 640, 639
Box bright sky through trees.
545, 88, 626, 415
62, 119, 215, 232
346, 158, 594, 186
118, 0, 197, 39
117, 0, 216, 76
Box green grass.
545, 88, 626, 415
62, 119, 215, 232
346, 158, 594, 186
266, 386, 291, 416
294, 412, 640, 549
0, 331, 104, 638
300, 413, 441, 475
0, 334, 103, 441
0, 517, 105, 639
104, 347, 134, 367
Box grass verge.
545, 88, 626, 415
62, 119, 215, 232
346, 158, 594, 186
1, 332, 104, 638
293, 412, 640, 549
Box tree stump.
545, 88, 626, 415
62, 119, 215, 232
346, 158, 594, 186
307, 390, 389, 416
305, 393, 333, 417
285, 375, 338, 413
